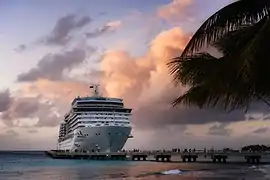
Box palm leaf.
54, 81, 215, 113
169, 51, 253, 110
182, 0, 270, 56
213, 17, 267, 56
237, 17, 270, 74
168, 23, 270, 110
173, 82, 252, 111
168, 53, 218, 86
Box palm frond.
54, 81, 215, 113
168, 53, 218, 86
237, 17, 270, 72
169, 51, 254, 110
182, 0, 270, 56
213, 17, 267, 56
173, 82, 253, 112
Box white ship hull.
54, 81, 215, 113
58, 126, 131, 152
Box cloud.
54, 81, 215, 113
73, 70, 105, 83
85, 20, 122, 38
0, 127, 57, 150
0, 90, 12, 112
100, 50, 154, 103
0, 133, 24, 150
43, 14, 91, 46
208, 123, 232, 136
252, 127, 269, 134
2, 97, 39, 120
100, 27, 189, 101
17, 48, 87, 82
133, 95, 247, 130
126, 128, 270, 150
20, 79, 90, 100
27, 129, 38, 134
14, 15, 91, 51
158, 0, 194, 22
1, 93, 62, 128
14, 44, 27, 52
5, 129, 19, 137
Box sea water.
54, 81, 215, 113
0, 151, 268, 180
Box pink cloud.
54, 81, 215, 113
158, 0, 195, 22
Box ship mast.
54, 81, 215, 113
89, 84, 100, 97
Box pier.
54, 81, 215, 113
45, 150, 270, 164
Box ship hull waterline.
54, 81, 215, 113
58, 126, 131, 152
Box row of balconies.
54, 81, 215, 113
65, 115, 130, 129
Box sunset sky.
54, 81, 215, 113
1, 0, 270, 150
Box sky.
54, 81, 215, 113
0, 0, 270, 150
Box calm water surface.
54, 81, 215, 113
0, 151, 269, 180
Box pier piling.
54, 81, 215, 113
211, 154, 228, 163
181, 154, 198, 163
245, 155, 261, 164
131, 155, 148, 161
155, 154, 171, 162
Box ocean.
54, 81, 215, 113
0, 151, 269, 180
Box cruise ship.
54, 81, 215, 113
57, 85, 133, 152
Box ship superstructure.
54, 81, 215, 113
57, 85, 132, 152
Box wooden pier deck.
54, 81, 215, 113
45, 150, 270, 164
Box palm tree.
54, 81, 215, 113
168, 0, 270, 111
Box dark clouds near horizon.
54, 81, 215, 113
132, 86, 270, 130
0, 92, 62, 128
252, 127, 269, 134
0, 90, 12, 112
207, 123, 232, 136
